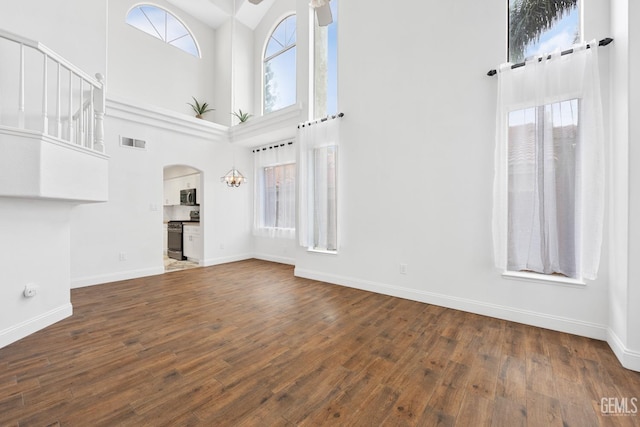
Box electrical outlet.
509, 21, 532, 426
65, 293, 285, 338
400, 264, 408, 275
119, 252, 127, 262
23, 284, 37, 298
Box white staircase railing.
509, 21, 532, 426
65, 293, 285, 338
0, 29, 105, 153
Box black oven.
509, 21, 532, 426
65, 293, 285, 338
167, 221, 185, 260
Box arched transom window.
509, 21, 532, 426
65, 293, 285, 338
263, 14, 297, 114
126, 4, 201, 58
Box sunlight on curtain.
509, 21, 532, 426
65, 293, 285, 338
298, 118, 340, 251
253, 142, 296, 239
493, 40, 605, 280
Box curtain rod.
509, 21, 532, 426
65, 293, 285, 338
487, 37, 613, 77
252, 141, 294, 153
298, 112, 344, 129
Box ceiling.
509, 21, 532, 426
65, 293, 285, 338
165, 0, 275, 30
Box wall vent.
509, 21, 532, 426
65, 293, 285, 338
120, 136, 146, 150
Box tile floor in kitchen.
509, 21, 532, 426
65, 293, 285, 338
163, 255, 199, 272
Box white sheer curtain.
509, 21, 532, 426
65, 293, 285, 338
298, 118, 340, 251
492, 40, 605, 280
253, 142, 296, 239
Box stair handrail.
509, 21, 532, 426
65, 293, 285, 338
0, 28, 105, 153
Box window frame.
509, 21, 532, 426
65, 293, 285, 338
505, 98, 583, 283
258, 161, 297, 233
262, 14, 298, 115
312, 0, 339, 119
125, 4, 201, 58
507, 0, 581, 63
307, 144, 338, 253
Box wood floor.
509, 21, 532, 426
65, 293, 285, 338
1, 260, 638, 426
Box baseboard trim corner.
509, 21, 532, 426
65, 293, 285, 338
0, 303, 73, 349
607, 328, 640, 372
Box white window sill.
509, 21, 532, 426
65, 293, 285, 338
307, 248, 338, 255
502, 270, 586, 287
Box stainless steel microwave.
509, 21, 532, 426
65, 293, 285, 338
180, 188, 197, 206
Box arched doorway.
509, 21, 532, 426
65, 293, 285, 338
163, 165, 203, 272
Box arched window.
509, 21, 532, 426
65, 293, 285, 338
263, 15, 297, 114
126, 4, 201, 58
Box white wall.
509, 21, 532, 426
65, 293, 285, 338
0, 199, 73, 347
213, 19, 233, 125
0, 0, 106, 349
293, 0, 618, 345
604, 0, 640, 371
623, 0, 640, 365
0, 0, 107, 76
107, 0, 217, 118
70, 98, 253, 287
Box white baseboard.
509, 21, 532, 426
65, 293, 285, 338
607, 328, 640, 372
253, 253, 296, 266
0, 303, 72, 349
202, 253, 254, 267
71, 266, 164, 288
294, 268, 608, 341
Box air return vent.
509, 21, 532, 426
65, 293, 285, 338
120, 136, 146, 150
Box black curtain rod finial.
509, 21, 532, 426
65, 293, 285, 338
599, 37, 613, 46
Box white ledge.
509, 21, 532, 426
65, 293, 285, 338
502, 270, 586, 287
106, 95, 229, 142
229, 105, 303, 147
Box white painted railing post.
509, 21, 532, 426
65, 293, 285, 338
42, 55, 48, 135
56, 63, 62, 139
79, 79, 85, 147
93, 73, 105, 153
88, 85, 95, 149
68, 72, 73, 143
18, 44, 25, 129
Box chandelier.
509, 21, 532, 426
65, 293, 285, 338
220, 168, 246, 187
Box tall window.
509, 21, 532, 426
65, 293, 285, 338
492, 42, 605, 281
298, 118, 340, 252
313, 0, 338, 118
264, 15, 297, 114
126, 4, 200, 58
509, 0, 579, 63
262, 164, 296, 229
508, 100, 579, 277
311, 146, 338, 251
254, 143, 296, 239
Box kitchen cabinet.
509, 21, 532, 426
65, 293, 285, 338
163, 178, 180, 206
163, 173, 201, 206
183, 224, 201, 261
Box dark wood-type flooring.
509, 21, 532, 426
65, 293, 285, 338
1, 259, 639, 426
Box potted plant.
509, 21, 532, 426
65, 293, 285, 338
187, 97, 214, 119
231, 109, 253, 123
